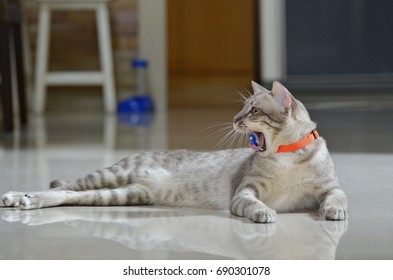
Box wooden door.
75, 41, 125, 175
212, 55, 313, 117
168, 0, 257, 107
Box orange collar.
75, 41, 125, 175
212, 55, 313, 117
277, 130, 319, 153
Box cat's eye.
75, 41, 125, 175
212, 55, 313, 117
252, 107, 260, 115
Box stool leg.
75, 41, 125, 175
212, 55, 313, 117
96, 3, 116, 113
0, 21, 14, 132
33, 3, 51, 113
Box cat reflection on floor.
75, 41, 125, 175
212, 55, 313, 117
2, 207, 347, 259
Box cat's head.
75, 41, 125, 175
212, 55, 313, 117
233, 81, 316, 156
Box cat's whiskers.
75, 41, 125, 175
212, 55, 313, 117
213, 130, 230, 150
237, 131, 248, 149
235, 90, 248, 101
202, 122, 233, 132
202, 122, 234, 142
202, 122, 243, 150
214, 128, 235, 150
214, 127, 246, 150
234, 89, 253, 104
228, 130, 241, 149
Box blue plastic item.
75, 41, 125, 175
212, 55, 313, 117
249, 134, 258, 146
132, 59, 149, 68
117, 96, 154, 113
117, 58, 155, 116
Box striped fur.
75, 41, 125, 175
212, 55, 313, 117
1, 81, 347, 223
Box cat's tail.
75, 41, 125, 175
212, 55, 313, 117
49, 179, 68, 189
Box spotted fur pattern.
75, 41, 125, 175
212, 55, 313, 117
1, 81, 347, 223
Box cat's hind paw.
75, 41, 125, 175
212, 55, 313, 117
323, 206, 347, 221
1, 191, 26, 207
250, 207, 277, 223
19, 194, 40, 210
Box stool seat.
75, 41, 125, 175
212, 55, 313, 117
33, 0, 116, 113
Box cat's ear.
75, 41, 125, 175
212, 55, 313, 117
251, 81, 269, 95
271, 81, 292, 111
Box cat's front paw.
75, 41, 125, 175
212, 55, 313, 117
249, 207, 277, 223
323, 206, 347, 221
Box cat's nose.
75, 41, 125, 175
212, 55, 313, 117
233, 117, 244, 127
233, 117, 241, 125
233, 114, 242, 123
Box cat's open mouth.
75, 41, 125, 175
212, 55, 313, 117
248, 132, 266, 152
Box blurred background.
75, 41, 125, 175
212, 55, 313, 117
1, 0, 393, 151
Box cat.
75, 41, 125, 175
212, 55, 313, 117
1, 81, 347, 223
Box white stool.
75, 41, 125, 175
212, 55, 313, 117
33, 0, 116, 113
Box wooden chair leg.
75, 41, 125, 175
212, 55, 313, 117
0, 21, 14, 132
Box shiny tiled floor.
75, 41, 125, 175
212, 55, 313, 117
1, 100, 393, 259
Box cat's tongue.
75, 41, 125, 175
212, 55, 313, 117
248, 133, 266, 152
